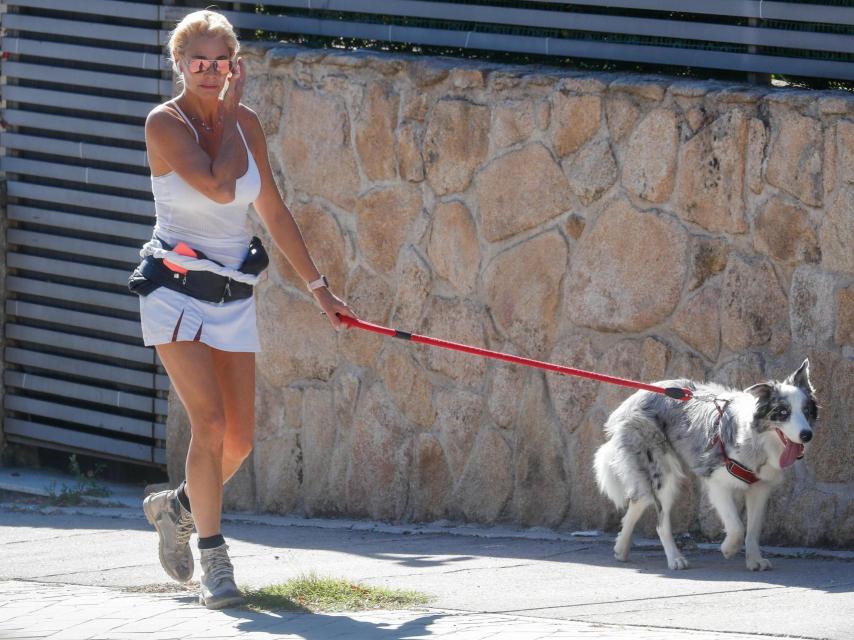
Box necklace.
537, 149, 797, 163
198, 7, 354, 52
176, 100, 222, 133
186, 112, 222, 133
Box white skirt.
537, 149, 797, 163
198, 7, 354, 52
138, 225, 262, 353
139, 286, 261, 352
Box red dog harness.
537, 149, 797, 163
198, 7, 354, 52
709, 399, 759, 485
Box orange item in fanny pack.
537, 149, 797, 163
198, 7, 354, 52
162, 241, 198, 275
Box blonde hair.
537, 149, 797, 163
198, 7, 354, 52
167, 9, 239, 75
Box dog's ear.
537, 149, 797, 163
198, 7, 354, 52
785, 358, 815, 395
744, 382, 774, 419
787, 358, 819, 422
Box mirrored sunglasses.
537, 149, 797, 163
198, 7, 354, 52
186, 58, 232, 74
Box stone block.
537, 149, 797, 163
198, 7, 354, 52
299, 386, 337, 513
622, 108, 679, 203
799, 351, 853, 484
819, 187, 854, 275
492, 100, 537, 149
280, 87, 360, 210
609, 77, 666, 102
671, 285, 721, 361
392, 247, 432, 328
753, 196, 819, 265
566, 198, 688, 332
434, 388, 483, 482
746, 118, 768, 193
484, 231, 568, 357
397, 122, 424, 182
355, 184, 423, 273
564, 138, 618, 205
410, 432, 452, 521
253, 429, 300, 513
766, 107, 823, 207
487, 361, 530, 429
835, 287, 854, 347
719, 254, 789, 352
789, 266, 836, 347
512, 375, 571, 527
450, 426, 513, 523
837, 119, 854, 184
427, 201, 480, 294
424, 99, 490, 195
476, 144, 573, 242
355, 83, 400, 181
674, 110, 748, 233
604, 95, 639, 142
345, 383, 412, 520
551, 93, 601, 156
378, 344, 436, 428
688, 236, 729, 291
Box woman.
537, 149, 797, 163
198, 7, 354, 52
138, 10, 354, 609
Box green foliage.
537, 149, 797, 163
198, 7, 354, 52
44, 455, 111, 505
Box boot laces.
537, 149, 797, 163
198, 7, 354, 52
205, 545, 235, 586
176, 510, 194, 546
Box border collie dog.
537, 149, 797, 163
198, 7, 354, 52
594, 359, 817, 571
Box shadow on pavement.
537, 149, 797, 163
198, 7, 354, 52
2, 504, 850, 596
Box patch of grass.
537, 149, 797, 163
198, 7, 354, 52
43, 455, 112, 506
242, 573, 431, 613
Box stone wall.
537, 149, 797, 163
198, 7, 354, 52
167, 44, 854, 547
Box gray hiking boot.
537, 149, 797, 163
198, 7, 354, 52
199, 543, 244, 609
142, 489, 194, 582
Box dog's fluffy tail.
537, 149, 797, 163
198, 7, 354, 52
594, 438, 627, 509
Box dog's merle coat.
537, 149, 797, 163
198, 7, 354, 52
594, 359, 817, 571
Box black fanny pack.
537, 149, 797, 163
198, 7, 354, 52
128, 236, 269, 304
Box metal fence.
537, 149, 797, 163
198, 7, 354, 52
0, 0, 171, 466
209, 0, 854, 82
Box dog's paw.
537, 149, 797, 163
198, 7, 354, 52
720, 537, 743, 559
746, 556, 772, 571
613, 535, 632, 562
668, 555, 690, 570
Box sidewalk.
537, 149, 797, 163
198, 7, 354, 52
0, 469, 851, 639
0, 579, 796, 640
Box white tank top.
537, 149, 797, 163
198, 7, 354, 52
150, 100, 262, 269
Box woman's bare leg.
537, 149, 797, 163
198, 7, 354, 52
210, 349, 255, 484
156, 341, 227, 538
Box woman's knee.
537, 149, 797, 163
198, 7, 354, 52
188, 410, 229, 452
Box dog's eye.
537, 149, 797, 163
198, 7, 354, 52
770, 409, 790, 421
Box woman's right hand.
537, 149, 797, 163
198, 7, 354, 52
222, 57, 244, 113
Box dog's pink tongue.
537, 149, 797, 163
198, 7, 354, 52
779, 439, 804, 468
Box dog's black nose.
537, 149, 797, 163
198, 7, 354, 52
800, 430, 813, 443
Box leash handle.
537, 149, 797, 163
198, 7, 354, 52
337, 314, 692, 401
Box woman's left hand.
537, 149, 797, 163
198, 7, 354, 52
314, 288, 357, 331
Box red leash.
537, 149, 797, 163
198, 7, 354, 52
337, 315, 693, 401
